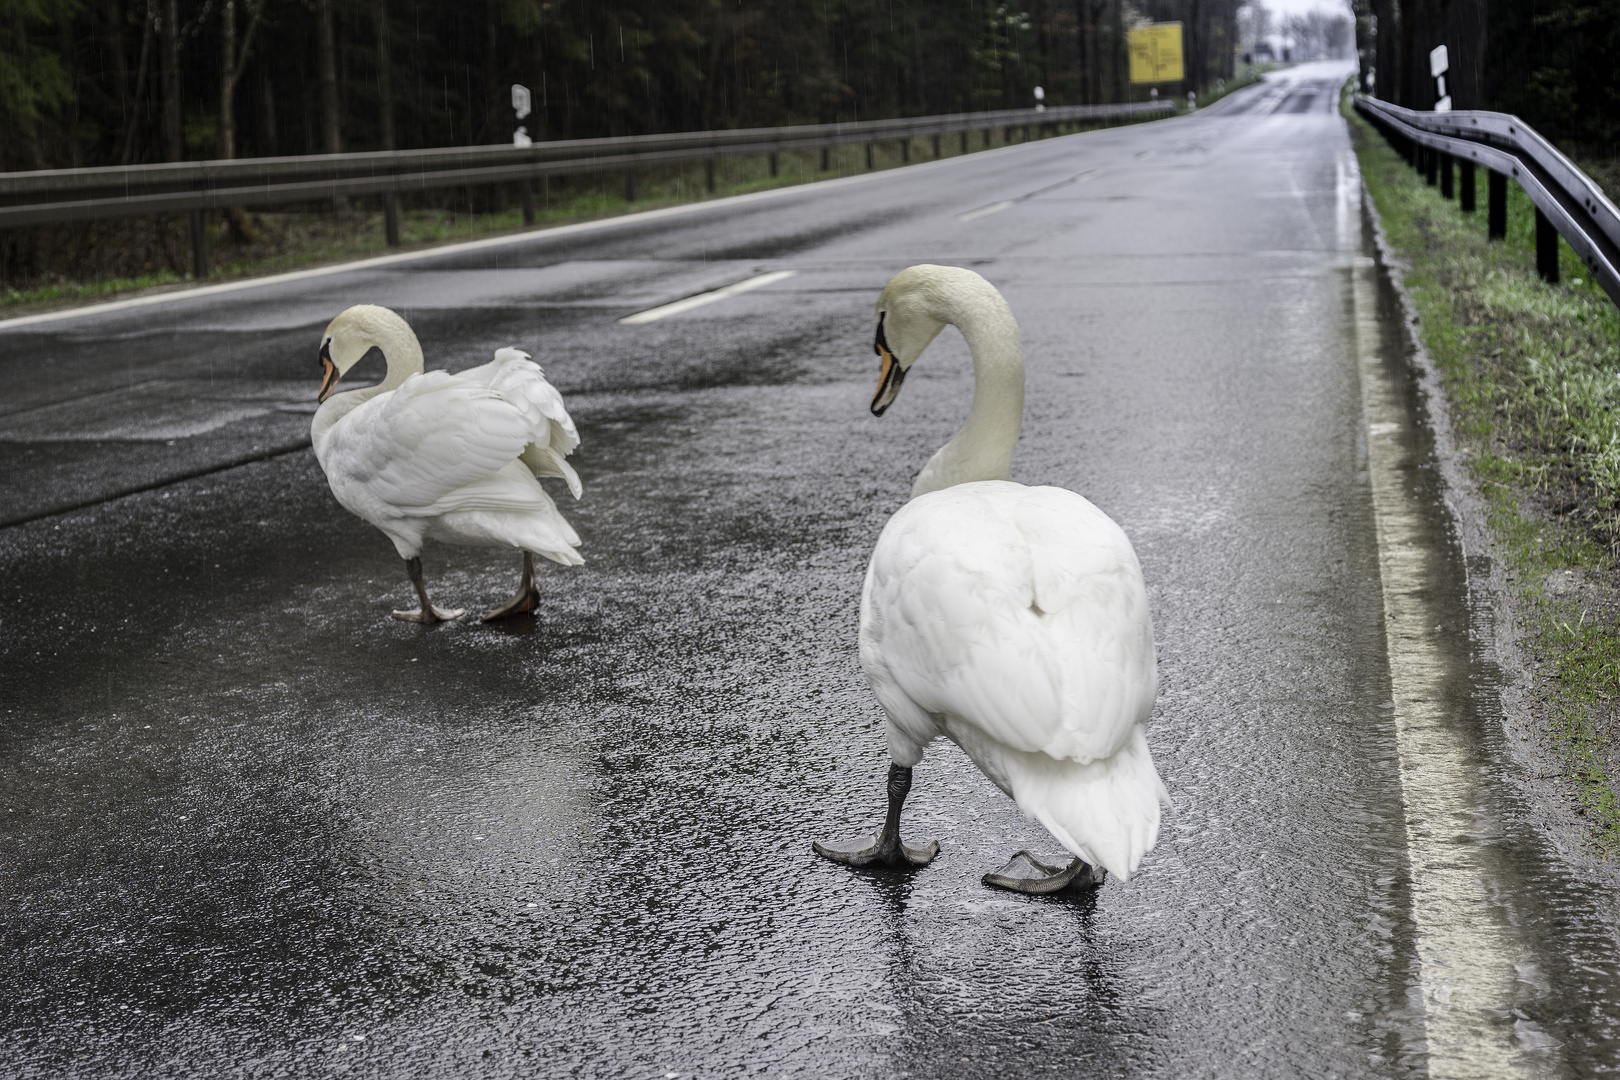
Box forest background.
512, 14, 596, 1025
0, 0, 1613, 298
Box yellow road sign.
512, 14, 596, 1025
1129, 23, 1185, 84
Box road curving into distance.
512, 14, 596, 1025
4, 62, 1620, 1078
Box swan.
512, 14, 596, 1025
311, 304, 583, 624
813, 265, 1168, 893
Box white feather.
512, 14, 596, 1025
311, 311, 584, 568
858, 265, 1167, 882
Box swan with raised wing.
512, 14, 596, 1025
814, 265, 1168, 893
311, 304, 583, 624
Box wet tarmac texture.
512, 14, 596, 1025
3, 65, 1620, 1077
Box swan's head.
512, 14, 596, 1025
318, 304, 413, 402
869, 264, 984, 416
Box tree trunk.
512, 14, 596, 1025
1444, 0, 1486, 110
316, 0, 343, 154
160, 0, 181, 161
1371, 0, 1399, 102
257, 62, 277, 155
218, 0, 237, 159
376, 0, 395, 150
119, 4, 154, 164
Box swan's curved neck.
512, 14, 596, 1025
912, 291, 1025, 498
311, 316, 426, 444
373, 318, 426, 393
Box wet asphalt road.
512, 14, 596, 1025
6, 63, 1620, 1078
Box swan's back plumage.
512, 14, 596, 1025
861, 480, 1164, 878
458, 348, 583, 498
313, 344, 583, 566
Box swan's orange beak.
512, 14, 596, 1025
870, 312, 905, 416
871, 346, 905, 416
317, 341, 339, 403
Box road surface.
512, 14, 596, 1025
4, 63, 1620, 1078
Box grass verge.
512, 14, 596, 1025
1344, 90, 1620, 849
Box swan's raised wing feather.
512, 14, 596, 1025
459, 348, 582, 498
322, 371, 534, 513
862, 482, 1156, 766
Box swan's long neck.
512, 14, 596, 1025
912, 291, 1025, 498
310, 316, 426, 446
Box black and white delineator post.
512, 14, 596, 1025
512, 84, 532, 146
1430, 45, 1451, 112
1033, 86, 1045, 112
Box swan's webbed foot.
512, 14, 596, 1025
392, 604, 465, 624
814, 832, 938, 868
395, 556, 462, 625
813, 763, 938, 870
481, 553, 540, 622
982, 851, 1105, 894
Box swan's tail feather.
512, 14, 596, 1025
1000, 726, 1165, 881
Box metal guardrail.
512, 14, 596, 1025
0, 102, 1173, 230
1354, 94, 1620, 308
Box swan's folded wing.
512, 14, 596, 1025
868, 483, 1157, 765
324, 372, 532, 512
462, 348, 583, 498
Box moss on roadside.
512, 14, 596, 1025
1344, 90, 1620, 850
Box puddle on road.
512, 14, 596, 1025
1351, 164, 1620, 1075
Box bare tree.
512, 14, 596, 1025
159, 0, 180, 161
315, 0, 342, 155
217, 0, 267, 160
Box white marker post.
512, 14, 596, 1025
1033, 85, 1046, 112
512, 84, 532, 146
1429, 45, 1451, 112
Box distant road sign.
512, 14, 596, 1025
1129, 23, 1185, 84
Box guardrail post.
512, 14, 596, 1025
1536, 208, 1560, 283
960, 131, 968, 154
519, 182, 534, 226
1488, 170, 1507, 239
932, 134, 941, 159
819, 146, 829, 172
706, 158, 716, 193
624, 169, 636, 202
1425, 147, 1438, 186
769, 151, 779, 177
188, 209, 208, 279
1459, 162, 1475, 213
1440, 153, 1454, 199
900, 139, 910, 164
864, 142, 874, 170
384, 191, 402, 245
983, 129, 991, 149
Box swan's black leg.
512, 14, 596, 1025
813, 763, 939, 868
392, 556, 465, 624
481, 552, 541, 622
982, 852, 1105, 894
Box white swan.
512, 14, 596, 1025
814, 265, 1168, 893
311, 304, 583, 623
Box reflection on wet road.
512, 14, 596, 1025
4, 63, 1620, 1077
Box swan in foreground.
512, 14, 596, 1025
311, 304, 583, 623
814, 265, 1168, 893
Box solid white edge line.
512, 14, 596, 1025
616, 270, 797, 325
0, 114, 1187, 335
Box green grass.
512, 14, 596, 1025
1344, 89, 1620, 848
